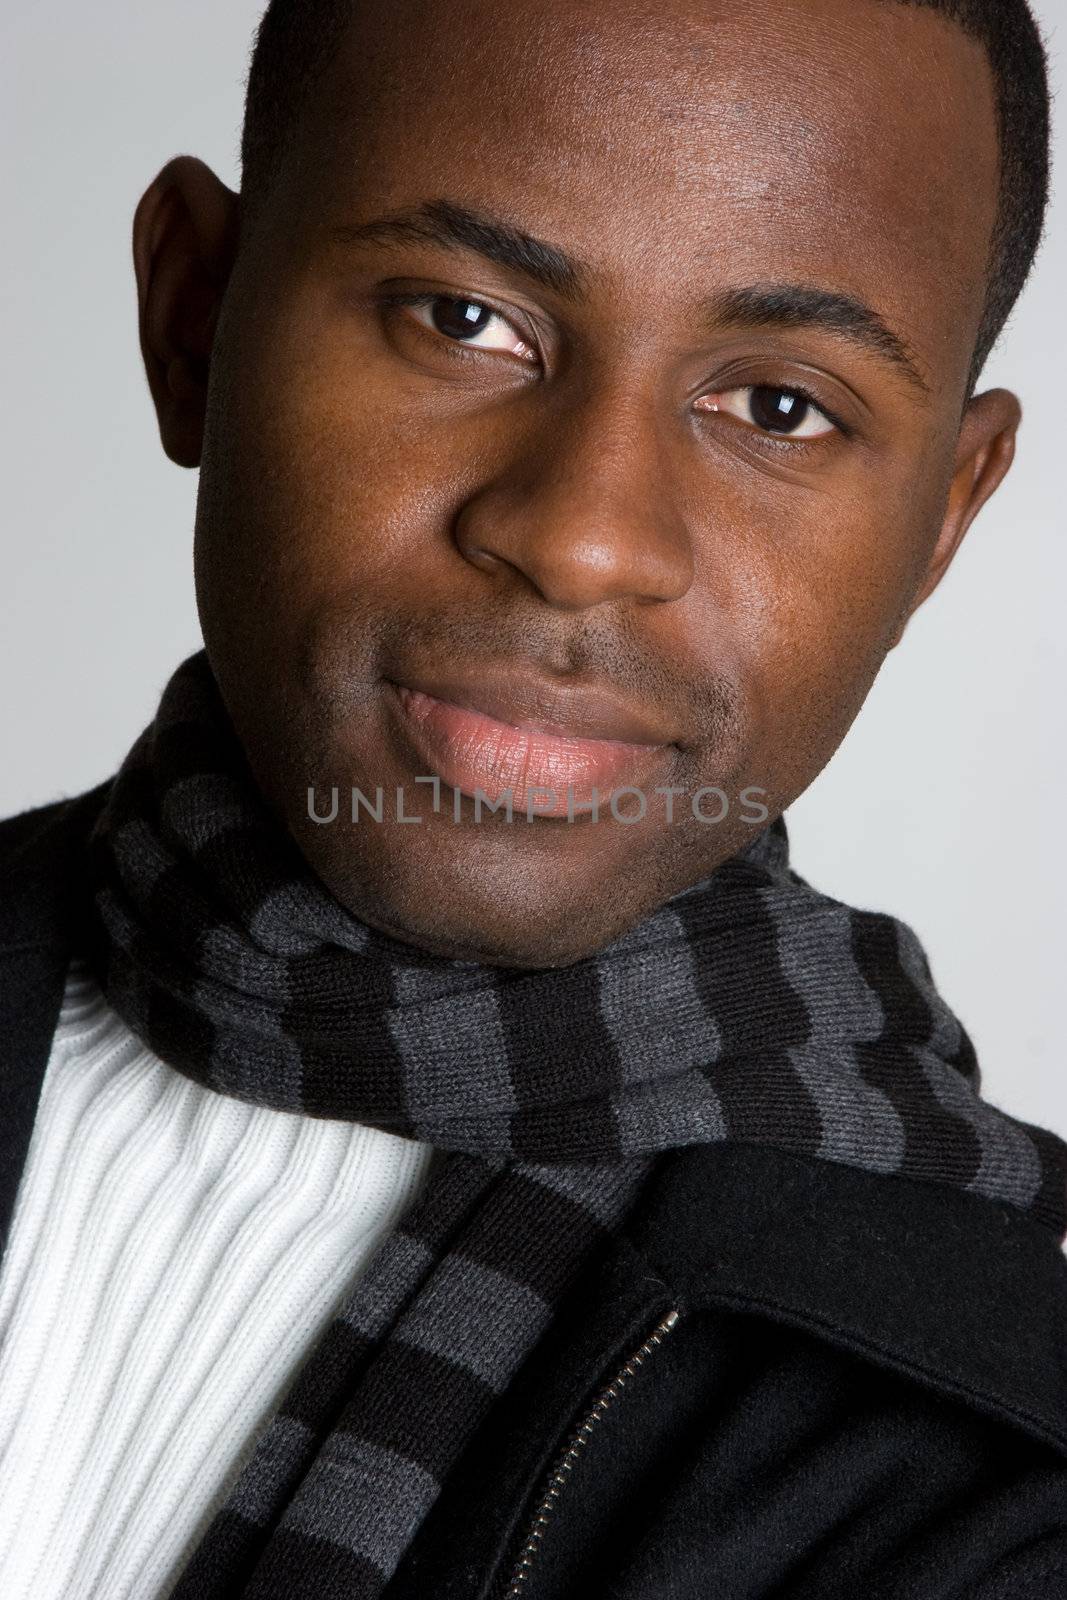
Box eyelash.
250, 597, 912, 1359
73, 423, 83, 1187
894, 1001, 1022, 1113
377, 291, 852, 447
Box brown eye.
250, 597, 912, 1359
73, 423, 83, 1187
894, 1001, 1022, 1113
695, 385, 837, 440
429, 298, 495, 340
397, 294, 538, 362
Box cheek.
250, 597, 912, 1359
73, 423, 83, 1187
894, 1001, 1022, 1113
693, 472, 941, 798
202, 318, 459, 653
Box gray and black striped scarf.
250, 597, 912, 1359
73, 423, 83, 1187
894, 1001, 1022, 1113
79, 649, 1067, 1599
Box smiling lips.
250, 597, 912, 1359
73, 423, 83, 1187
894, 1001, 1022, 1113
385, 673, 677, 817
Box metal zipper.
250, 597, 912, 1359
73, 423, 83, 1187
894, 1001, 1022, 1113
500, 1306, 681, 1598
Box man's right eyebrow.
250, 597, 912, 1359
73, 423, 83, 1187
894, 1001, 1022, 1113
330, 198, 590, 303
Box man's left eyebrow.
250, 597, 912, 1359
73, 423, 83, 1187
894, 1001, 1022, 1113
703, 283, 931, 396
331, 201, 930, 396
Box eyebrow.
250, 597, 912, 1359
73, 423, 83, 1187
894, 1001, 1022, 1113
331, 198, 931, 395
706, 284, 930, 396
332, 198, 587, 301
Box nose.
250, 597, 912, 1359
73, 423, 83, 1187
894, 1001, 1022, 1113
452, 388, 695, 611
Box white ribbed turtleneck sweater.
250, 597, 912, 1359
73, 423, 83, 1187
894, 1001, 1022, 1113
0, 957, 437, 1600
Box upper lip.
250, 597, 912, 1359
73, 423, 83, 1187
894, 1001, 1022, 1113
388, 668, 678, 747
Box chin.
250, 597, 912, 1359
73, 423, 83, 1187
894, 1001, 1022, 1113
355, 897, 619, 970
283, 806, 677, 969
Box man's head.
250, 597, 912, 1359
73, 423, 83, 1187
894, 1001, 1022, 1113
133, 0, 1049, 967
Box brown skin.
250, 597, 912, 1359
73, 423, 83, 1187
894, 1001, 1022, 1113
133, 0, 1019, 967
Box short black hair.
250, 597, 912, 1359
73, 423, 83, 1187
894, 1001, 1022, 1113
239, 0, 1051, 391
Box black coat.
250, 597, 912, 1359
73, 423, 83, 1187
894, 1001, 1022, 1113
2, 784, 1066, 1599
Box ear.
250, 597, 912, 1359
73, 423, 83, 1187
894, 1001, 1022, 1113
885, 387, 1021, 649
132, 156, 240, 468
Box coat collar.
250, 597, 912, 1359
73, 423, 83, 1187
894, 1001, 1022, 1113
3, 781, 1066, 1460
626, 1136, 1067, 1458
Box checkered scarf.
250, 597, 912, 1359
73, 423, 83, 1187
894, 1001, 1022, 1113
78, 649, 1067, 1599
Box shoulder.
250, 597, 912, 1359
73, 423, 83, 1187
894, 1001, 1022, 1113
0, 791, 75, 866
0, 779, 113, 955
0, 779, 115, 1253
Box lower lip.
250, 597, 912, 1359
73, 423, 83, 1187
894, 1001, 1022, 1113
385, 682, 671, 817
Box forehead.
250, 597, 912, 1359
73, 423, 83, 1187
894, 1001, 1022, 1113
290, 0, 1000, 385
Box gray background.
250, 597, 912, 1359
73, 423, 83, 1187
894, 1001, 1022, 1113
2, 2, 1063, 1134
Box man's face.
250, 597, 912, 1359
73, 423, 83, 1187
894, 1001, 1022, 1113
177, 0, 1009, 966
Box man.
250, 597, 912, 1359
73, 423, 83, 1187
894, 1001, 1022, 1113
1, 0, 1065, 1595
